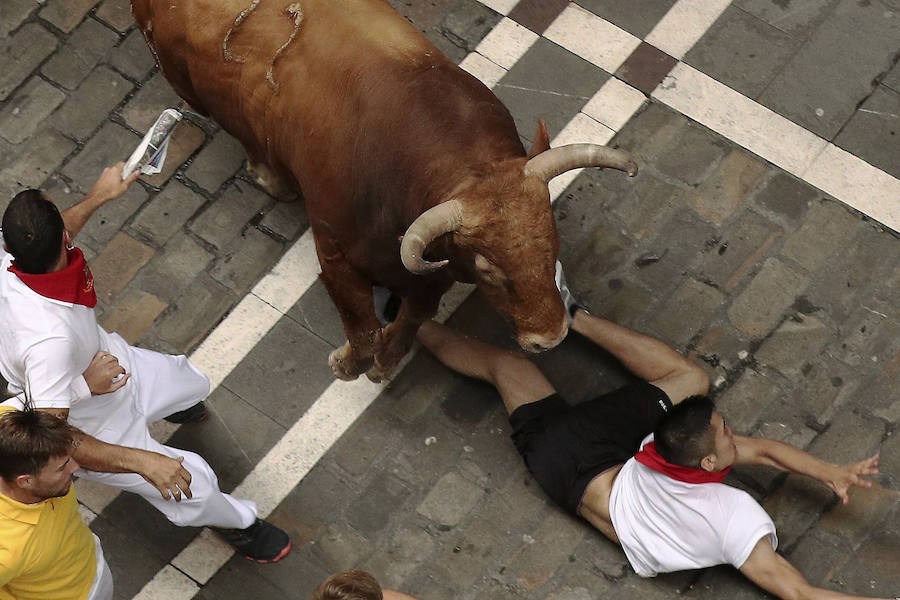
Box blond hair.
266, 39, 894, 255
310, 570, 383, 600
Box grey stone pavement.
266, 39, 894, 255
1, 1, 899, 599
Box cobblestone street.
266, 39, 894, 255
1, 1, 898, 599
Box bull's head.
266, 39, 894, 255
400, 137, 638, 353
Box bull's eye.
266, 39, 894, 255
474, 253, 508, 288
503, 278, 517, 298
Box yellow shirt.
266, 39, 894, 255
0, 409, 96, 600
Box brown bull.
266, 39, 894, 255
131, 0, 637, 382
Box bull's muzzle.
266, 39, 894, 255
517, 314, 569, 353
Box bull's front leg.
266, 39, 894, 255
314, 233, 383, 381
368, 283, 447, 383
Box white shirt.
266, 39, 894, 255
0, 246, 133, 433
609, 435, 777, 577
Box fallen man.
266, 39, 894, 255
415, 263, 888, 600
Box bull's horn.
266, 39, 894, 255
400, 200, 464, 274
524, 144, 638, 182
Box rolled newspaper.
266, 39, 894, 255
121, 108, 183, 179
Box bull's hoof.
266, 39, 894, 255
328, 347, 363, 381
366, 354, 399, 383
364, 363, 395, 384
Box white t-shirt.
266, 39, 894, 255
0, 246, 133, 433
609, 434, 777, 577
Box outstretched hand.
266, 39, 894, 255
83, 350, 130, 395
826, 454, 879, 504
88, 162, 139, 204
139, 453, 193, 502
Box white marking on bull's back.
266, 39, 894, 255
266, 3, 304, 86
223, 0, 262, 62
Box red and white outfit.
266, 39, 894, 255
0, 244, 256, 529
610, 434, 777, 577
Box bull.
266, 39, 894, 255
131, 0, 637, 382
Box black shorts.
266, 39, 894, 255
509, 382, 672, 516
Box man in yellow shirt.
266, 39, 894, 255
0, 406, 112, 600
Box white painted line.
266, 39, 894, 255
74, 476, 126, 515
170, 528, 235, 585
249, 229, 319, 314
78, 503, 97, 525
652, 63, 829, 176
582, 77, 647, 133
644, 0, 731, 60
651, 62, 900, 233
84, 231, 319, 541
236, 376, 383, 515
475, 17, 538, 70
190, 229, 318, 390
802, 145, 900, 232
544, 5, 640, 74
459, 52, 507, 88
159, 278, 479, 585
475, 0, 518, 16
190, 295, 284, 392
135, 565, 199, 600
548, 113, 616, 201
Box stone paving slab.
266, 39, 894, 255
41, 17, 119, 91
494, 38, 609, 146
685, 4, 802, 100
833, 84, 900, 180
755, 0, 900, 139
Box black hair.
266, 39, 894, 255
654, 395, 716, 468
2, 189, 65, 274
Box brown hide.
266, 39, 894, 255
132, 0, 572, 380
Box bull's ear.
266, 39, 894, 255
527, 119, 550, 159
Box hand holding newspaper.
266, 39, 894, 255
121, 109, 183, 179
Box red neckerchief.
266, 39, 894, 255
9, 248, 97, 308
634, 441, 731, 484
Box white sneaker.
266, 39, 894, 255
555, 260, 587, 324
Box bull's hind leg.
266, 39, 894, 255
314, 232, 382, 380
246, 159, 298, 201
367, 283, 448, 383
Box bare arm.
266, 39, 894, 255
38, 407, 192, 501
61, 163, 139, 238
740, 537, 891, 600
735, 436, 879, 504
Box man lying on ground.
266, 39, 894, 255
0, 405, 113, 600
414, 262, 889, 600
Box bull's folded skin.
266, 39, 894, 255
131, 0, 637, 382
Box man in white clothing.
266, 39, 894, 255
0, 164, 291, 563
414, 262, 888, 600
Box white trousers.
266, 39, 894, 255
86, 535, 113, 600
76, 346, 257, 529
